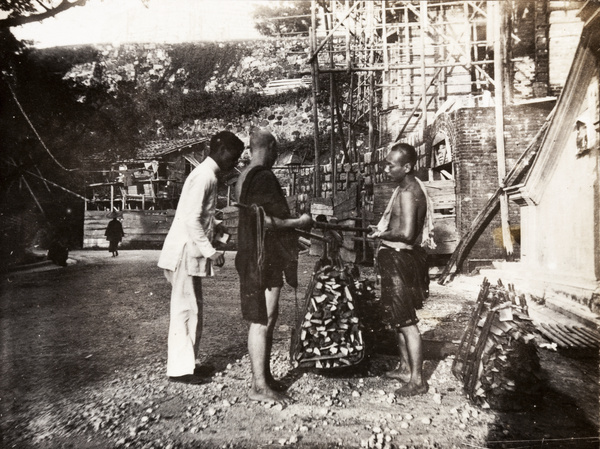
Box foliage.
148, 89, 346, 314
0, 0, 89, 29
167, 42, 253, 91
252, 0, 314, 37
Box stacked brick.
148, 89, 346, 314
317, 163, 360, 199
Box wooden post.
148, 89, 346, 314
494, 0, 514, 256
310, 1, 321, 197
368, 0, 376, 153
328, 12, 337, 197
420, 0, 428, 130
110, 184, 115, 212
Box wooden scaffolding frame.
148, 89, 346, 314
308, 0, 514, 257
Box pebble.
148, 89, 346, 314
352, 391, 361, 398
400, 422, 409, 429
288, 435, 298, 444
432, 393, 442, 404
420, 417, 431, 425
404, 414, 413, 421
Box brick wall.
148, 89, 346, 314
452, 102, 554, 262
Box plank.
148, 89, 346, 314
539, 323, 574, 348
438, 116, 552, 284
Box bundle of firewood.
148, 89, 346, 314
452, 279, 542, 410
291, 264, 366, 369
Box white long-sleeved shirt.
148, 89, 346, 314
158, 157, 219, 276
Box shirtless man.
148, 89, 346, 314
235, 129, 312, 404
369, 142, 431, 397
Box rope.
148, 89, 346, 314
252, 204, 266, 281
4, 80, 77, 172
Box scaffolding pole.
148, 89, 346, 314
494, 0, 514, 256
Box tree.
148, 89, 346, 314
0, 0, 90, 29
252, 0, 314, 37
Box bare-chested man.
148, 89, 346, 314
235, 129, 312, 404
369, 142, 431, 396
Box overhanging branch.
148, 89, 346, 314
1, 0, 88, 29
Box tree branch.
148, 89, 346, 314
35, 0, 51, 12
1, 0, 88, 29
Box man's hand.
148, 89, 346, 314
367, 224, 381, 239
297, 213, 313, 230
214, 221, 227, 235
208, 251, 225, 267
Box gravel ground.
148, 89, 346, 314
1, 250, 597, 449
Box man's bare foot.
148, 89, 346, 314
394, 381, 428, 397
384, 368, 411, 383
249, 385, 293, 405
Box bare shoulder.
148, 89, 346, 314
408, 178, 426, 201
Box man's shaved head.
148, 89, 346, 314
249, 128, 278, 168
250, 128, 277, 152
390, 142, 417, 167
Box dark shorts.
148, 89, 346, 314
236, 253, 285, 325
378, 246, 429, 329
263, 261, 284, 289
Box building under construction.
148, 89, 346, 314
303, 0, 599, 314
304, 0, 583, 258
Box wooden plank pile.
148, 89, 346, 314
452, 279, 542, 411
536, 322, 600, 350
291, 264, 366, 370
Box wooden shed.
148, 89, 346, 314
83, 138, 208, 249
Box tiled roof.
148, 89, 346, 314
136, 138, 208, 160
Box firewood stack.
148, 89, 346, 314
452, 279, 542, 411
291, 264, 367, 369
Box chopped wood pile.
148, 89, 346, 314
291, 264, 369, 369
452, 279, 541, 411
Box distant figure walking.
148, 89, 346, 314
105, 212, 125, 257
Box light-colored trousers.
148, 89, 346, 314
164, 268, 203, 377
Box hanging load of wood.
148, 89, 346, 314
290, 264, 368, 370
452, 279, 542, 411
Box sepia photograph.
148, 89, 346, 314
1, 1, 598, 448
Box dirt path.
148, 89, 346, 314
1, 250, 597, 448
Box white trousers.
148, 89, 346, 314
164, 268, 203, 377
